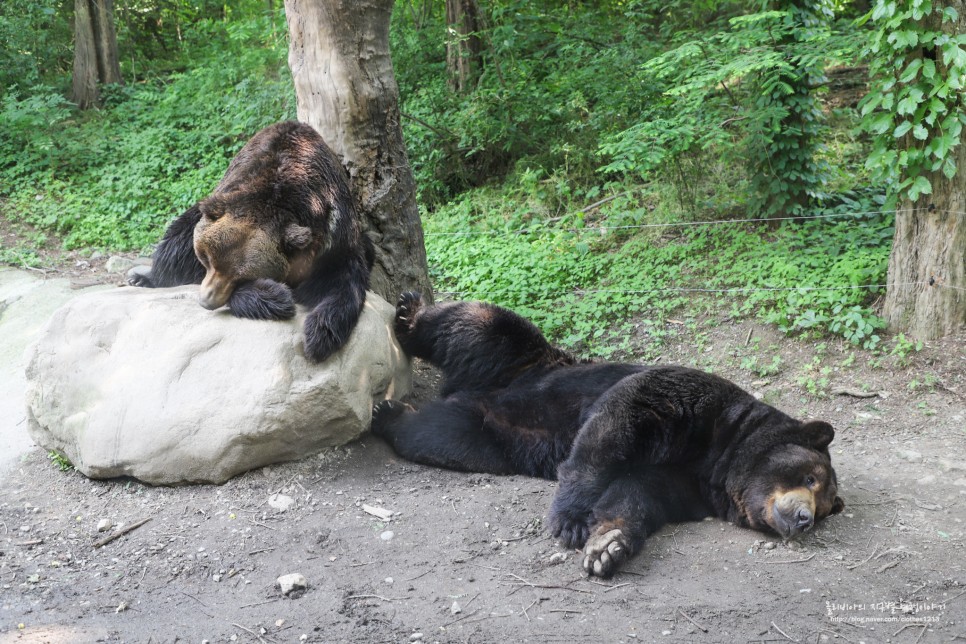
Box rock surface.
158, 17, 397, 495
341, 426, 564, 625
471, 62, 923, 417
25, 285, 410, 485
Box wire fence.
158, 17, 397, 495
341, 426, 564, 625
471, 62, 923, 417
424, 207, 966, 300
423, 207, 965, 238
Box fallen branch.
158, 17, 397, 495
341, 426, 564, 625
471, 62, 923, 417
763, 554, 815, 565
832, 388, 879, 399
93, 518, 151, 548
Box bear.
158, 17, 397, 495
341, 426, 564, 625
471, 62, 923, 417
372, 293, 845, 578
128, 120, 373, 362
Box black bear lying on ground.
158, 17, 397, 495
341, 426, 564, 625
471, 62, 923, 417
372, 293, 845, 578
128, 121, 373, 362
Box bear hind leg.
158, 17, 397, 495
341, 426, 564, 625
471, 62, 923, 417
372, 398, 516, 475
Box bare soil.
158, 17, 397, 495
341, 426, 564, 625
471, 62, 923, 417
2, 242, 965, 643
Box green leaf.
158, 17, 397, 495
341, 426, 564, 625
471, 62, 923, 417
907, 175, 932, 200
913, 124, 929, 140
893, 121, 913, 137
943, 156, 957, 179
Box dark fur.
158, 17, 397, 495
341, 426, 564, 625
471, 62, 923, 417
128, 121, 372, 362
373, 293, 844, 577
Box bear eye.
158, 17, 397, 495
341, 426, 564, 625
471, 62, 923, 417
805, 475, 817, 488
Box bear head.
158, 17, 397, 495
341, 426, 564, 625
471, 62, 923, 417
728, 420, 845, 540
192, 193, 318, 310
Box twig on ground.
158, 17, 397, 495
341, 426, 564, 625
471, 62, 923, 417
93, 517, 151, 548
770, 621, 798, 642
503, 572, 591, 594
679, 609, 709, 633
231, 622, 269, 644
763, 554, 815, 564
345, 594, 406, 602
892, 623, 926, 638
442, 607, 481, 627
847, 545, 878, 570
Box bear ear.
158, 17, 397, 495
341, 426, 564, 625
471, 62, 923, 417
802, 420, 835, 450
831, 496, 845, 515
284, 223, 313, 250
199, 196, 226, 220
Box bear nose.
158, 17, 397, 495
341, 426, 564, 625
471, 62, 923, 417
795, 508, 814, 531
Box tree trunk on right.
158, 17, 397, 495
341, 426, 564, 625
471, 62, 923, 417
882, 2, 966, 340
883, 158, 966, 340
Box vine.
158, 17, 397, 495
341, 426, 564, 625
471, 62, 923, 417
860, 0, 966, 203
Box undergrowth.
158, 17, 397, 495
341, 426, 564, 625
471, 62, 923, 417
426, 188, 892, 357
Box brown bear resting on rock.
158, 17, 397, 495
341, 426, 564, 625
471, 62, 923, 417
128, 121, 373, 362
372, 293, 845, 578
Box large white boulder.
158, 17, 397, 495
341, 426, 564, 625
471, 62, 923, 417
24, 285, 410, 485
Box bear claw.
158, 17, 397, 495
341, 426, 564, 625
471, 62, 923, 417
371, 399, 413, 437
394, 291, 423, 334
582, 528, 630, 578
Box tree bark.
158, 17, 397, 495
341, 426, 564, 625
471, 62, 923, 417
883, 148, 966, 339
92, 0, 123, 85
882, 1, 966, 339
72, 0, 122, 109
284, 0, 433, 302
72, 0, 100, 109
445, 0, 483, 93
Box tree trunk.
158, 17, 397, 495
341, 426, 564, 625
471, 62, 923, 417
72, 0, 100, 109
72, 0, 122, 109
883, 146, 966, 339
284, 0, 433, 302
445, 0, 483, 93
882, 1, 966, 340
92, 0, 123, 85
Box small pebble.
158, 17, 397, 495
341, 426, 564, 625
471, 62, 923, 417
410, 634, 424, 642
380, 530, 394, 541
451, 601, 462, 615
762, 541, 777, 550
97, 519, 112, 533
277, 573, 308, 595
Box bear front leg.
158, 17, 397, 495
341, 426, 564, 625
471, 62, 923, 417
393, 291, 425, 351
580, 466, 711, 578
228, 279, 296, 320
128, 203, 206, 288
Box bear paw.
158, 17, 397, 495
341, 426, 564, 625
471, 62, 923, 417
229, 279, 296, 320
582, 527, 631, 579
547, 508, 591, 550
394, 291, 424, 337
370, 399, 414, 438
127, 265, 154, 288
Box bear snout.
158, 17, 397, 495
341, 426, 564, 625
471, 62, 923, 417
769, 489, 817, 538
198, 275, 234, 310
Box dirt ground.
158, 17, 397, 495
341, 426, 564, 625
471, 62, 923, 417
2, 244, 965, 643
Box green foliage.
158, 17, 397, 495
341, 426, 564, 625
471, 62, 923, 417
0, 0, 71, 93
860, 0, 966, 203
601, 4, 859, 217
48, 450, 73, 472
